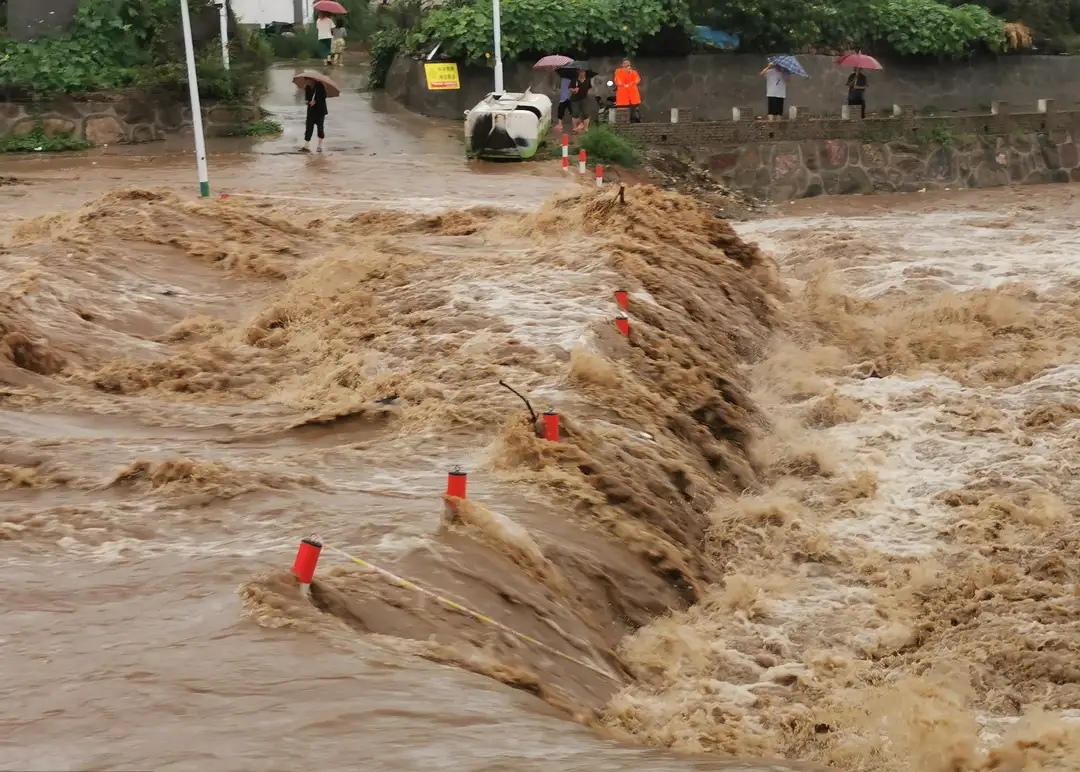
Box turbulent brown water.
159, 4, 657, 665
5, 67, 1080, 770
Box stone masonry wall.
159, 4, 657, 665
613, 108, 1080, 201
0, 94, 263, 145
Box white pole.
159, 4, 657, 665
492, 0, 504, 94
218, 1, 230, 70
180, 0, 211, 198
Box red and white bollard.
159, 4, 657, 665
542, 410, 560, 442
595, 164, 604, 187
578, 149, 587, 175
292, 536, 323, 593
614, 289, 629, 311
561, 134, 569, 171
446, 469, 468, 499
616, 315, 630, 337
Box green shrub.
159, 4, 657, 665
0, 124, 92, 153
221, 118, 282, 137
574, 125, 642, 168
369, 26, 406, 89
266, 26, 321, 59
0, 0, 271, 97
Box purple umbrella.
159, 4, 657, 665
534, 55, 574, 71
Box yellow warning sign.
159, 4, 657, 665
424, 62, 461, 91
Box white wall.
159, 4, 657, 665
231, 0, 296, 26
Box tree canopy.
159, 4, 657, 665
397, 0, 1028, 65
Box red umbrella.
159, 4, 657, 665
533, 55, 574, 71
313, 0, 347, 13
836, 53, 882, 70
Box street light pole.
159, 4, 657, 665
217, 0, 230, 70
492, 0, 503, 95
179, 0, 211, 198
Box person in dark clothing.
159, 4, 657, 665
301, 78, 328, 153
569, 69, 592, 133
846, 68, 868, 119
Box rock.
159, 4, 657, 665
41, 117, 76, 138
1057, 141, 1078, 169
974, 162, 1009, 187
771, 151, 799, 182
819, 138, 848, 170
84, 115, 124, 145
925, 147, 955, 181
130, 124, 156, 143
9, 118, 36, 136
838, 166, 872, 194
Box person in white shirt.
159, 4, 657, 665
316, 12, 334, 65
760, 61, 789, 121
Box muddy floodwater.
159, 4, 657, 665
3, 64, 1080, 772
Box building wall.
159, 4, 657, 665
386, 52, 1080, 122
231, 0, 297, 26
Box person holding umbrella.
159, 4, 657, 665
315, 10, 335, 65
846, 68, 868, 118
760, 60, 789, 121
533, 55, 576, 132
760, 55, 808, 120
293, 71, 340, 153
569, 68, 594, 132
836, 53, 882, 119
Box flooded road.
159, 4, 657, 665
4, 62, 1080, 772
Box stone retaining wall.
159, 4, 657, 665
613, 107, 1080, 200
0, 94, 263, 145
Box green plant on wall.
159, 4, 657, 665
369, 26, 406, 89
0, 122, 93, 152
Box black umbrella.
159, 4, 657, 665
556, 61, 598, 79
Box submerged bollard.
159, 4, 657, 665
446, 469, 468, 499
614, 289, 628, 311
616, 315, 630, 337
543, 410, 560, 442
292, 536, 323, 586
561, 134, 569, 171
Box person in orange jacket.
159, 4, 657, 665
614, 58, 642, 123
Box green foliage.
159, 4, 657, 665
338, 0, 379, 39
411, 0, 686, 66
0, 123, 92, 153
692, 0, 1005, 56
866, 0, 1006, 55
692, 0, 821, 52
0, 0, 271, 97
266, 26, 321, 59
369, 26, 407, 89
573, 125, 642, 168
222, 118, 282, 136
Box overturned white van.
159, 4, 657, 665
464, 90, 552, 161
